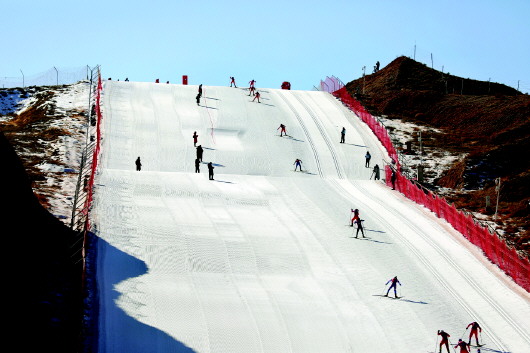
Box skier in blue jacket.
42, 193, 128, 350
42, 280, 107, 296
385, 276, 401, 298
293, 158, 303, 171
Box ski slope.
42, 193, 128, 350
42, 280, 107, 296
91, 81, 530, 353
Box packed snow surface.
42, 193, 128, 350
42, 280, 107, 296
91, 81, 530, 353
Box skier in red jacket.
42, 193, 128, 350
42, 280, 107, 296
350, 209, 360, 227
277, 124, 286, 137
252, 91, 261, 103
466, 321, 482, 346
438, 330, 451, 353
454, 339, 470, 353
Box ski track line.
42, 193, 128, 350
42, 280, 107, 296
272, 180, 376, 353
355, 181, 529, 351
293, 92, 344, 179
330, 180, 508, 351
275, 91, 323, 177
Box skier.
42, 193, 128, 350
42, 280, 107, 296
195, 158, 200, 173
135, 156, 142, 171
196, 145, 204, 162
230, 76, 237, 87
208, 162, 214, 180
353, 216, 365, 238
466, 321, 482, 346
293, 158, 303, 171
125, 77, 129, 82
391, 167, 397, 190
193, 131, 198, 147
252, 91, 261, 103
249, 79, 256, 88
365, 151, 371, 168
371, 164, 380, 180
340, 127, 346, 143
198, 84, 203, 97
454, 339, 470, 353
278, 124, 287, 137
438, 330, 451, 353
350, 208, 360, 227
196, 93, 201, 106
248, 85, 256, 96
156, 78, 159, 83
385, 276, 401, 298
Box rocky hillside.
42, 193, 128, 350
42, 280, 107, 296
345, 56, 530, 258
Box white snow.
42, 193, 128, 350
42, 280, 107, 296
90, 81, 530, 352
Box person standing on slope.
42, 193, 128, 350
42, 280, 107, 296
198, 84, 203, 98
249, 79, 256, 88
195, 158, 200, 173
454, 339, 470, 353
230, 76, 237, 87
208, 162, 214, 180
193, 131, 198, 147
293, 158, 303, 171
340, 127, 346, 143
252, 91, 261, 103
391, 167, 397, 190
371, 164, 380, 180
438, 330, 451, 353
385, 276, 401, 298
466, 321, 482, 346
135, 156, 142, 171
365, 151, 371, 168
248, 85, 256, 96
278, 124, 287, 137
196, 145, 204, 162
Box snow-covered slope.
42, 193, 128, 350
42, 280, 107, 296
91, 81, 530, 353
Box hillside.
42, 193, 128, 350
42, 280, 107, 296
345, 56, 530, 258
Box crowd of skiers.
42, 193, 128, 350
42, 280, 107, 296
133, 78, 400, 189
438, 322, 483, 353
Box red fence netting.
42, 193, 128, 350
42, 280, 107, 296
82, 71, 103, 261
332, 86, 530, 292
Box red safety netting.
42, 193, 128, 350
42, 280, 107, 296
333, 86, 530, 292
82, 71, 103, 261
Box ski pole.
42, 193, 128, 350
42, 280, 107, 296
460, 327, 468, 343
382, 284, 387, 296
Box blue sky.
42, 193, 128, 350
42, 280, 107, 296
3, 0, 529, 92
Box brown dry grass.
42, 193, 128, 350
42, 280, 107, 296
346, 56, 530, 258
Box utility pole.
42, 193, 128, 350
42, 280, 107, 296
362, 66, 366, 94
494, 177, 501, 221
430, 53, 433, 69
418, 130, 423, 182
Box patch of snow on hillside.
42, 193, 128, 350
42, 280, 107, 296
377, 115, 466, 185
3, 82, 91, 225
